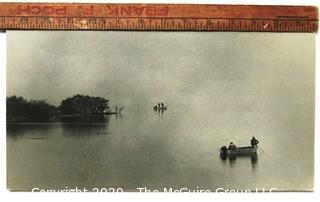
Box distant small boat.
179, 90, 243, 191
220, 145, 258, 157
153, 106, 168, 110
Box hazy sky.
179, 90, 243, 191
7, 31, 315, 112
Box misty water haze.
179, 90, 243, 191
7, 31, 314, 191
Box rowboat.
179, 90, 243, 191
153, 106, 168, 110
220, 145, 258, 157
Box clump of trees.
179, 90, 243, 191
7, 94, 113, 122
7, 96, 57, 122
59, 94, 110, 115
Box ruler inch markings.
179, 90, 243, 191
0, 3, 318, 32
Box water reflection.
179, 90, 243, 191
220, 154, 258, 169
59, 115, 108, 123
7, 124, 52, 139
153, 109, 166, 122
61, 116, 111, 138
114, 113, 124, 120
251, 155, 258, 171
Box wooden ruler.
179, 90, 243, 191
0, 3, 318, 32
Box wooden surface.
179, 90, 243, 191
0, 3, 318, 32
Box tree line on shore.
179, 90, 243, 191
7, 94, 111, 122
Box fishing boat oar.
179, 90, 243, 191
258, 146, 264, 153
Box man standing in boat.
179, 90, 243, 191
250, 137, 259, 148
228, 142, 236, 150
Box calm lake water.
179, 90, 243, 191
7, 105, 313, 191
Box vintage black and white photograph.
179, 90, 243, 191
6, 31, 315, 192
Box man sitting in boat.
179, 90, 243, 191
228, 142, 236, 150
250, 137, 259, 148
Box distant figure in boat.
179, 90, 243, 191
250, 137, 259, 148
153, 102, 168, 110
228, 142, 236, 150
